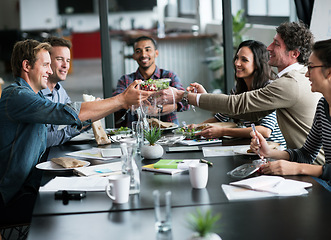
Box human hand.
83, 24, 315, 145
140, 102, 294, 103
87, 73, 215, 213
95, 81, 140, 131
187, 82, 207, 94
249, 130, 270, 158
159, 87, 184, 104
122, 80, 153, 108
187, 123, 199, 129
195, 125, 222, 139
260, 160, 301, 175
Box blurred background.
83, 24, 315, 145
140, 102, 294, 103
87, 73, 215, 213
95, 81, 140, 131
0, 0, 327, 126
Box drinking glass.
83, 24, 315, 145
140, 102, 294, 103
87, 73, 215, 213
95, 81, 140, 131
153, 190, 172, 233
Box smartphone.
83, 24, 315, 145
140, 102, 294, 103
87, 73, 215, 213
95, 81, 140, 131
55, 190, 86, 200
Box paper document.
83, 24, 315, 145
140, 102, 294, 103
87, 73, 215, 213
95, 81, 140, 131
202, 145, 248, 157
222, 175, 312, 200
179, 139, 222, 146
66, 147, 121, 160
142, 159, 200, 175
74, 161, 122, 177
39, 176, 110, 192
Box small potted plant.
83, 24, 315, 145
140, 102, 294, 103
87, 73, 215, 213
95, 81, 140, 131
141, 127, 164, 159
187, 208, 222, 240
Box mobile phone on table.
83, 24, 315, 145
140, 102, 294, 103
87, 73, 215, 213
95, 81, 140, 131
55, 190, 86, 200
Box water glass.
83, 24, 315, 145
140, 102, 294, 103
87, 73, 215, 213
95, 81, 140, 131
154, 190, 172, 233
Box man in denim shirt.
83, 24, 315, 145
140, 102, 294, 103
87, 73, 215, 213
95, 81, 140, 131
41, 37, 88, 147
0, 39, 151, 224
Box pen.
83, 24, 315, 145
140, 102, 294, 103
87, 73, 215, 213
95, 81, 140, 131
251, 123, 264, 161
200, 159, 213, 166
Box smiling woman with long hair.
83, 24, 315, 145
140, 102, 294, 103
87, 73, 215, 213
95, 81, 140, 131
188, 40, 285, 147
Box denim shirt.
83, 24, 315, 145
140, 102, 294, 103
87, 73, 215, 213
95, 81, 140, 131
41, 83, 81, 147
0, 78, 82, 204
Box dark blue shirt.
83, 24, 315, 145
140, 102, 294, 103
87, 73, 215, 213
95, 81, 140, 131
0, 78, 82, 204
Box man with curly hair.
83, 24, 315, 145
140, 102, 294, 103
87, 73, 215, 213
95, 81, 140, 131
170, 21, 324, 163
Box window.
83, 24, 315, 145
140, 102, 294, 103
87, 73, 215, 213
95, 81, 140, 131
178, 0, 197, 18
245, 0, 290, 25
211, 0, 291, 25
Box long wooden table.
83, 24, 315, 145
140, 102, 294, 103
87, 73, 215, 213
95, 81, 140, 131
27, 138, 331, 240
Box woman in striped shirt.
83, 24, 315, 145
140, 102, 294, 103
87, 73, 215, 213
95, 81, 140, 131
189, 40, 286, 147
250, 38, 331, 184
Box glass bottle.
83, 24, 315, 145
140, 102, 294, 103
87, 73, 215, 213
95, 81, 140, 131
120, 140, 140, 194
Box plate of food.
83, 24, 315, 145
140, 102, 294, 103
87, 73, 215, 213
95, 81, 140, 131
174, 127, 203, 140
36, 157, 90, 171
106, 127, 131, 136
148, 118, 178, 130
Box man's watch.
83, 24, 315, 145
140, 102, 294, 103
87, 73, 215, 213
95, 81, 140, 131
180, 91, 189, 106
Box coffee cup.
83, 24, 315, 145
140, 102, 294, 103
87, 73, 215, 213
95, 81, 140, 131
105, 174, 130, 204
189, 163, 208, 189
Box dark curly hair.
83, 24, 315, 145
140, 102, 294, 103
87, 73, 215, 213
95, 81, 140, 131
276, 21, 314, 65
233, 40, 272, 94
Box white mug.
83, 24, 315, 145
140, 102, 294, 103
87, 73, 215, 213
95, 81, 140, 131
189, 163, 208, 189
105, 174, 130, 204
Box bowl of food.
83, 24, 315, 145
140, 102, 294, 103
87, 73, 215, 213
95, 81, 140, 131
174, 127, 202, 140
140, 78, 171, 91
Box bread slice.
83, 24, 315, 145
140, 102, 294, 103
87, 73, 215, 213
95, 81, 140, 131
51, 157, 86, 168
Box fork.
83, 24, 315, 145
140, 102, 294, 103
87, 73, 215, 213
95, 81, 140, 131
116, 109, 130, 124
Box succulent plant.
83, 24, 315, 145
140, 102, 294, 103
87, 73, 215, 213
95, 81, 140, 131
144, 127, 162, 145
187, 208, 221, 237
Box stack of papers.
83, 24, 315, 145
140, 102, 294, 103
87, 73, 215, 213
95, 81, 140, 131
39, 176, 110, 192
222, 175, 312, 200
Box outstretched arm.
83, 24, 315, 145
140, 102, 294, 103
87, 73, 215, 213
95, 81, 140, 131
78, 80, 152, 122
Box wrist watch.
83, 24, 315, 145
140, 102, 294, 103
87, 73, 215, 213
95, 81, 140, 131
180, 91, 189, 106
157, 105, 163, 114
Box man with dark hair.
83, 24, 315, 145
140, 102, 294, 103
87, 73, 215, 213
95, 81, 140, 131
113, 35, 189, 127
170, 21, 324, 164
0, 39, 151, 224
41, 36, 86, 147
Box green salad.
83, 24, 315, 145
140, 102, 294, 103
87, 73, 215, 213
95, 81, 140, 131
140, 79, 170, 91
108, 127, 130, 135
175, 127, 202, 140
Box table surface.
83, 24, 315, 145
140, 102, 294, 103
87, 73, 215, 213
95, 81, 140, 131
28, 138, 331, 240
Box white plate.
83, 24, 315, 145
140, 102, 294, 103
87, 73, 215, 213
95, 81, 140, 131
110, 134, 133, 143
36, 160, 90, 171
161, 124, 179, 131
70, 132, 94, 142
233, 147, 257, 155
101, 148, 122, 158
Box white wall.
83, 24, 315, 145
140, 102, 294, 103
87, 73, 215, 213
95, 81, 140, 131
20, 0, 59, 31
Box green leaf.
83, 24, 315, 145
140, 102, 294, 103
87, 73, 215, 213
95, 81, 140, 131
144, 127, 162, 145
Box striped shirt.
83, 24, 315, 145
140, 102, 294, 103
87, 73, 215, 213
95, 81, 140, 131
286, 97, 330, 183
215, 111, 286, 147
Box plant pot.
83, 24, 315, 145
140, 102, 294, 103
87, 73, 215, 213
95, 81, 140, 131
141, 144, 164, 159
188, 232, 222, 240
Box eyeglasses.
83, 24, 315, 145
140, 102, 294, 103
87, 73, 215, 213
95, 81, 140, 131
306, 65, 325, 72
